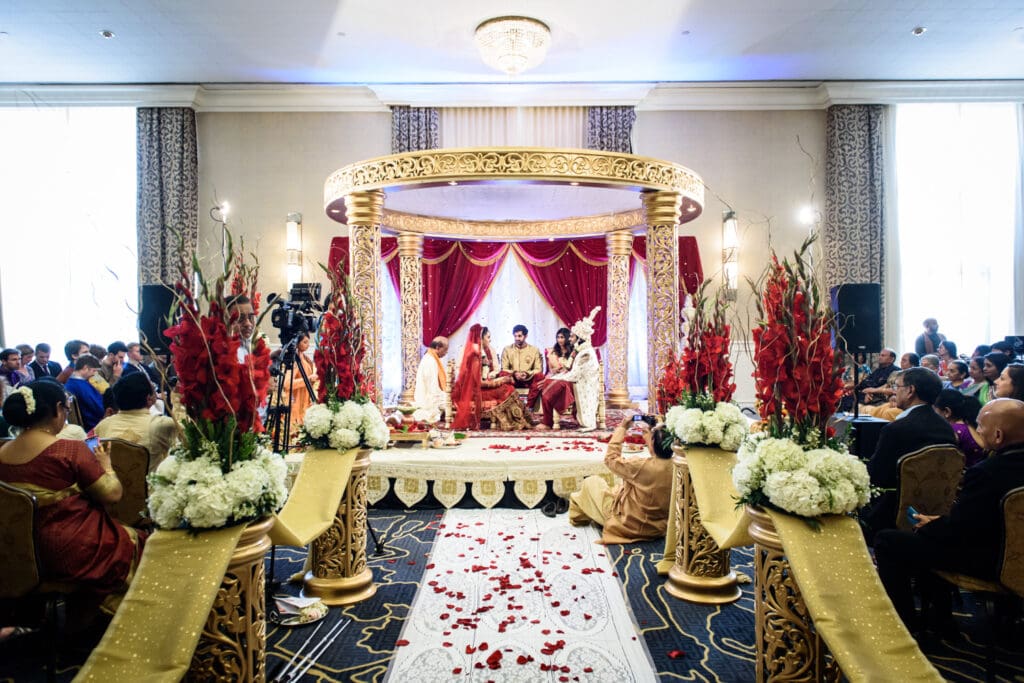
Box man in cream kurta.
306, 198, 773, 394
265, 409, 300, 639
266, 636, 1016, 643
95, 372, 180, 473
412, 337, 448, 423
500, 324, 542, 390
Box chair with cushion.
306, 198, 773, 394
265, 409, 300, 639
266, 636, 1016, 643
895, 444, 964, 532
0, 482, 78, 682
101, 438, 151, 528
65, 393, 83, 428
932, 487, 1024, 680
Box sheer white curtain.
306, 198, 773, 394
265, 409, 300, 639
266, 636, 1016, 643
0, 107, 138, 350
440, 107, 586, 148
894, 103, 1020, 353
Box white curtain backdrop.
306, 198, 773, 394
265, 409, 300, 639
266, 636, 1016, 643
894, 103, 1020, 353
0, 107, 138, 350
440, 107, 586, 148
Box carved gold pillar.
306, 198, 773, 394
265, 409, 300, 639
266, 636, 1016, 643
189, 516, 273, 682
305, 449, 376, 606
397, 232, 424, 405
605, 230, 633, 409
747, 505, 840, 682
664, 446, 740, 604
642, 191, 681, 408
344, 190, 385, 405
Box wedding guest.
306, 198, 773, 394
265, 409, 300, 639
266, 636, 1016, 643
0, 380, 147, 607
56, 339, 90, 384
412, 336, 448, 424
95, 373, 179, 473
874, 399, 1024, 632
971, 344, 991, 359
860, 372, 904, 421
944, 360, 972, 392
900, 352, 920, 370
227, 295, 256, 359
65, 355, 105, 431
914, 318, 946, 356
978, 352, 1010, 404
500, 324, 542, 391
526, 327, 574, 410
27, 343, 62, 380
99, 341, 128, 384
936, 340, 957, 374
89, 344, 107, 361
16, 344, 35, 383
994, 362, 1024, 401
920, 354, 941, 374
0, 348, 26, 395
451, 325, 530, 430
855, 348, 899, 406
990, 340, 1017, 360
121, 342, 146, 376
568, 415, 673, 543
536, 308, 602, 432
282, 332, 319, 433
962, 357, 986, 399
933, 389, 985, 468
860, 368, 956, 543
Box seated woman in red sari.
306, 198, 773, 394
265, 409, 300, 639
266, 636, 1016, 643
0, 380, 147, 611
451, 325, 532, 431
525, 327, 574, 410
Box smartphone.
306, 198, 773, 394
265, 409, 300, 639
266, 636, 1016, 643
906, 505, 919, 526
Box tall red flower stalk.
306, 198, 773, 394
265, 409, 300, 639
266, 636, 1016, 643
314, 269, 369, 404
752, 237, 844, 443
163, 230, 271, 467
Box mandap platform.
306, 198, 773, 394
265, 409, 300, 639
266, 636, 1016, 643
287, 436, 620, 510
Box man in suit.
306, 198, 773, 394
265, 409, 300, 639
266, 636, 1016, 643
860, 367, 956, 543
874, 398, 1024, 629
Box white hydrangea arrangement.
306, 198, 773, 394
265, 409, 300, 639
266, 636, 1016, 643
299, 400, 390, 452
732, 432, 871, 518
148, 441, 289, 530
664, 401, 748, 452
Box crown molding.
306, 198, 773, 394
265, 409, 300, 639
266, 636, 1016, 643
0, 84, 200, 108
637, 82, 830, 110
369, 82, 655, 108
192, 85, 389, 112
822, 80, 1024, 104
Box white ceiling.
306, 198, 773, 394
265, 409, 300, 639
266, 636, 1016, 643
2, 0, 1024, 86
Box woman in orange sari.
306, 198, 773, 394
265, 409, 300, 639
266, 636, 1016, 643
451, 325, 531, 430
284, 332, 319, 434
0, 380, 146, 608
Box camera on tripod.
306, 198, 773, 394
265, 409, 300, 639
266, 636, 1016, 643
269, 282, 323, 348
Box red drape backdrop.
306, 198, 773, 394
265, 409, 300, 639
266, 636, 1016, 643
327, 234, 703, 348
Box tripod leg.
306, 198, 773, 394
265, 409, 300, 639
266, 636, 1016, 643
366, 516, 385, 556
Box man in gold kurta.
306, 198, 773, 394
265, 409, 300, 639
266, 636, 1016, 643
95, 372, 180, 473
569, 415, 673, 543
500, 324, 542, 393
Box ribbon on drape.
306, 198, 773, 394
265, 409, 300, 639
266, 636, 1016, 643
328, 234, 705, 348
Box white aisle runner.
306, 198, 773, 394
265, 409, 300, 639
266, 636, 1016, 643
387, 508, 658, 682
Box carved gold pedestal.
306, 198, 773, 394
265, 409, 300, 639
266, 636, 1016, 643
304, 448, 376, 606
747, 505, 840, 682
664, 445, 740, 604
189, 515, 273, 682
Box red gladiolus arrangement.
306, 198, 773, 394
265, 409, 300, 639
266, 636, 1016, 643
752, 238, 844, 443
314, 268, 370, 404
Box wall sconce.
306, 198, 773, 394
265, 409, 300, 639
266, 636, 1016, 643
722, 210, 738, 301
286, 212, 302, 288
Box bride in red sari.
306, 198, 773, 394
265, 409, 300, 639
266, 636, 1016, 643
451, 325, 532, 430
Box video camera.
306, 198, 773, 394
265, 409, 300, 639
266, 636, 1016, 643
268, 282, 323, 348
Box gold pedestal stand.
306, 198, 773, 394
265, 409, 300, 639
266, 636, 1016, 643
664, 446, 741, 604
189, 515, 273, 682
304, 448, 377, 606
747, 505, 840, 682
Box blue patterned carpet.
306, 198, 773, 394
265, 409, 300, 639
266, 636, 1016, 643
2, 508, 1021, 682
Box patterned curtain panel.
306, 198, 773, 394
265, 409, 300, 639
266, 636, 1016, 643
824, 105, 887, 331
391, 106, 440, 153
136, 107, 198, 285
585, 106, 637, 153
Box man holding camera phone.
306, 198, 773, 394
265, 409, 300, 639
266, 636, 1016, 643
567, 414, 674, 543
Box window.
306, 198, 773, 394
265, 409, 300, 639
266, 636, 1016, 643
894, 103, 1020, 353
0, 107, 138, 353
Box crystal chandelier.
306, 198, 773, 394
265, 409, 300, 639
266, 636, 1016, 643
474, 16, 551, 76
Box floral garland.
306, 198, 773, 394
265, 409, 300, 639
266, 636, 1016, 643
733, 237, 869, 518
297, 269, 388, 451
148, 228, 287, 530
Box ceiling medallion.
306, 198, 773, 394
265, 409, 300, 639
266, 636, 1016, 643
474, 16, 551, 76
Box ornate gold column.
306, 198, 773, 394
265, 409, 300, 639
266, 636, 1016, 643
344, 190, 385, 405
747, 506, 840, 682
605, 230, 633, 409
305, 449, 376, 606
397, 232, 424, 405
664, 446, 740, 604
190, 516, 273, 682
642, 191, 681, 407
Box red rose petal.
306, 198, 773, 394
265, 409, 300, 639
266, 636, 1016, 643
668, 649, 685, 659
395, 639, 410, 647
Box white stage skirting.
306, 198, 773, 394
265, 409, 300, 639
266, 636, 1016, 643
289, 437, 615, 510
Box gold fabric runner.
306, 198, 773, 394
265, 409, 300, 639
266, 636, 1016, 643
74, 525, 245, 682
656, 447, 751, 575
769, 511, 943, 682
270, 448, 356, 547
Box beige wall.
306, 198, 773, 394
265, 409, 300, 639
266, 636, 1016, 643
196, 111, 391, 335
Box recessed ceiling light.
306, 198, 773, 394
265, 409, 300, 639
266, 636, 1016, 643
329, 208, 341, 214
99, 29, 115, 39
447, 181, 458, 186
911, 26, 926, 36
686, 204, 697, 213
569, 181, 579, 186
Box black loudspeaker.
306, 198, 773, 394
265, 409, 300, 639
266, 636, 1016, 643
831, 283, 882, 354
138, 284, 176, 354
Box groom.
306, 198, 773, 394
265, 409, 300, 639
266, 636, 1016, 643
500, 324, 542, 393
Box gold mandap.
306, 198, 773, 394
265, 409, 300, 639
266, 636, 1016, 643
323, 147, 705, 407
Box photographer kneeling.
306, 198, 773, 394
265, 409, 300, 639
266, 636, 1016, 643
569, 414, 674, 544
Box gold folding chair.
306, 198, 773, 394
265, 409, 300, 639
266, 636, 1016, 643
101, 438, 152, 528
65, 393, 83, 427
895, 444, 964, 531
